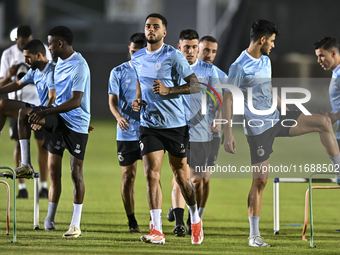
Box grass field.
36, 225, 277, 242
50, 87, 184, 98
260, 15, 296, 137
0, 119, 340, 254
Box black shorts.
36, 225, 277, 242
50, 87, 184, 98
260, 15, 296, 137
139, 126, 189, 158
41, 112, 88, 160
207, 136, 221, 166
117, 141, 142, 166
247, 111, 302, 164
188, 141, 211, 168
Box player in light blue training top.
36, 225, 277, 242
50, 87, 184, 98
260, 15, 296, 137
16, 26, 91, 239
166, 29, 220, 238
108, 32, 146, 233
21, 60, 55, 106
131, 13, 204, 245
314, 37, 340, 143
0, 39, 56, 190
224, 20, 340, 248
195, 35, 225, 228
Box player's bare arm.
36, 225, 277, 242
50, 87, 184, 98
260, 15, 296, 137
0, 65, 19, 87
109, 94, 130, 131
153, 73, 201, 95
223, 91, 236, 154
0, 80, 26, 94
46, 89, 56, 106
28, 91, 83, 124
132, 79, 142, 112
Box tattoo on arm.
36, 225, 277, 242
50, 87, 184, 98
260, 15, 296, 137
168, 73, 201, 95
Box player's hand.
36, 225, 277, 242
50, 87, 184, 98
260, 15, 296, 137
31, 124, 42, 131
321, 109, 337, 124
223, 132, 236, 154
117, 116, 130, 131
210, 119, 221, 132
28, 110, 47, 124
7, 65, 18, 78
88, 126, 95, 133
153, 80, 169, 95
132, 99, 142, 112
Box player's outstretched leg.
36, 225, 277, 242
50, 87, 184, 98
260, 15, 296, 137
140, 151, 165, 244
170, 155, 203, 244
290, 113, 340, 184
248, 160, 270, 247
45, 153, 62, 231
63, 155, 85, 238
121, 162, 141, 233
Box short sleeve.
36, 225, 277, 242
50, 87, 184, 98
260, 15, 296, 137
171, 50, 194, 79
71, 63, 89, 92
108, 68, 120, 95
20, 68, 34, 84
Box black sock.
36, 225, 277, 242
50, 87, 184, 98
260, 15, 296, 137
127, 213, 137, 227
174, 208, 184, 226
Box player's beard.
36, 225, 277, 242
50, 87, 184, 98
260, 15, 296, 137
260, 44, 270, 56
147, 34, 163, 45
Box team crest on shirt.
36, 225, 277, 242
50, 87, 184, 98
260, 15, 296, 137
257, 146, 265, 157
154, 62, 161, 70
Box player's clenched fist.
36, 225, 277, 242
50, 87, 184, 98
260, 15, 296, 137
153, 79, 169, 95
132, 98, 142, 112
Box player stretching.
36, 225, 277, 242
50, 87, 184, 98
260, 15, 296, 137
131, 13, 203, 244
167, 30, 220, 237
108, 33, 146, 233
0, 25, 51, 198
13, 26, 91, 238
223, 20, 340, 247
314, 37, 340, 183
0, 39, 55, 180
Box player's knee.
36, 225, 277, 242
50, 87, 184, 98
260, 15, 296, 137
122, 169, 136, 185
0, 98, 4, 111
253, 178, 267, 189
18, 107, 30, 121
321, 115, 332, 131
145, 168, 160, 183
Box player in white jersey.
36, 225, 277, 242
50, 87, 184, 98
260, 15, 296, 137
108, 32, 146, 233
0, 25, 52, 198
131, 13, 203, 245
166, 30, 220, 237
13, 26, 91, 238
223, 20, 340, 247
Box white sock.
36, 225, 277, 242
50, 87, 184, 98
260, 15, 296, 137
330, 153, 340, 167
18, 183, 26, 190
150, 209, 162, 233
249, 216, 260, 237
40, 181, 47, 189
19, 139, 31, 166
45, 202, 58, 225
187, 203, 200, 224
70, 203, 83, 229
198, 207, 205, 220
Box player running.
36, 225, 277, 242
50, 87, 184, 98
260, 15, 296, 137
167, 30, 220, 237
108, 32, 146, 233
131, 13, 203, 244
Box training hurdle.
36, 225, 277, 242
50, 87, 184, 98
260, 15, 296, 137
0, 166, 16, 243
273, 177, 336, 235
33, 172, 39, 230
0, 180, 10, 235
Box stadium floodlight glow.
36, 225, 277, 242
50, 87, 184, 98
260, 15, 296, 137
10, 27, 18, 42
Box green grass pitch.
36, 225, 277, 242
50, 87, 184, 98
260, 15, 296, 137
0, 119, 340, 254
